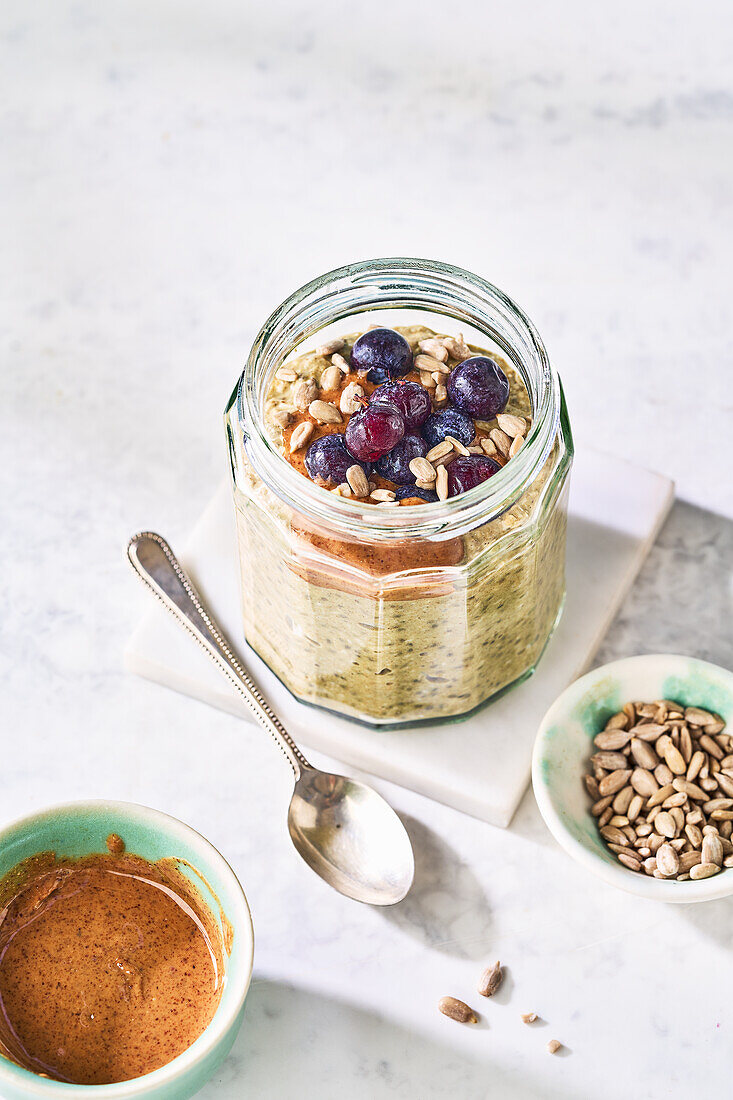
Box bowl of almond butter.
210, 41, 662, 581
532, 654, 733, 902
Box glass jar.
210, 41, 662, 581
225, 258, 573, 727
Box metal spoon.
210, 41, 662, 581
127, 532, 414, 905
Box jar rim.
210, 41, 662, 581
236, 257, 560, 541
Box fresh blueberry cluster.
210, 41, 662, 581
303, 327, 511, 501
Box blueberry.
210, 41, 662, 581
422, 408, 475, 449
375, 434, 428, 485
447, 356, 509, 420
447, 455, 501, 497
345, 402, 405, 462
350, 328, 413, 380
365, 367, 391, 384
394, 484, 439, 503
304, 433, 370, 488
370, 381, 432, 431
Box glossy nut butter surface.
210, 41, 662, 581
0, 840, 226, 1085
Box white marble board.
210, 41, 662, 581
125, 447, 673, 827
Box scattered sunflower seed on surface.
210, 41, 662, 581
477, 961, 502, 997
438, 996, 477, 1024
546, 1039, 563, 1055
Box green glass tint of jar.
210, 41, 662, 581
225, 258, 573, 727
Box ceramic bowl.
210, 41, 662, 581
0, 800, 254, 1099
532, 654, 733, 902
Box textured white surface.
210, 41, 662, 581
3, 1, 733, 1097
126, 450, 672, 826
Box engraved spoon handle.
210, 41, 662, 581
127, 531, 309, 779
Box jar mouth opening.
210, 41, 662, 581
237, 257, 560, 541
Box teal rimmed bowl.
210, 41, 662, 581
532, 655, 733, 902
0, 801, 254, 1099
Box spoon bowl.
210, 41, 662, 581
289, 768, 414, 905
128, 532, 415, 906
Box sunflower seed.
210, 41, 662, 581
433, 384, 448, 407
631, 769, 658, 797
291, 376, 318, 410
346, 465, 370, 498
509, 434, 525, 458
289, 421, 314, 452
600, 825, 629, 846
655, 764, 675, 787
441, 334, 473, 361
703, 798, 733, 813
445, 434, 470, 457
521, 1012, 539, 1024
546, 1040, 563, 1055
690, 862, 721, 880
415, 353, 450, 374
275, 365, 298, 382
426, 440, 453, 464
418, 337, 449, 362
308, 399, 342, 424
331, 352, 350, 372
685, 707, 718, 727
438, 996, 477, 1023
656, 843, 680, 877
618, 851, 642, 871
672, 778, 707, 801
319, 364, 342, 391
664, 744, 687, 775
594, 728, 632, 750
592, 751, 629, 771
613, 786, 635, 815
409, 457, 436, 483
631, 739, 659, 770
646, 783, 675, 807
606, 712, 630, 730
273, 407, 294, 428
436, 464, 448, 501
716, 774, 733, 799
678, 850, 703, 872
702, 833, 724, 866
662, 792, 687, 809
340, 381, 365, 415
600, 770, 633, 797
700, 734, 724, 760
496, 413, 527, 438
477, 961, 502, 997
370, 488, 397, 502
489, 428, 511, 457
655, 812, 677, 838
314, 338, 345, 356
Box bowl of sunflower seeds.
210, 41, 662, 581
532, 654, 733, 901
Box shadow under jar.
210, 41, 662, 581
225, 259, 573, 727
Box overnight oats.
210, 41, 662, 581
225, 259, 573, 726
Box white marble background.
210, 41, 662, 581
2, 1, 733, 1097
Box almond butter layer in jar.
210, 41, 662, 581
225, 259, 573, 726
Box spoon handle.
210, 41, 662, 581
127, 531, 309, 779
